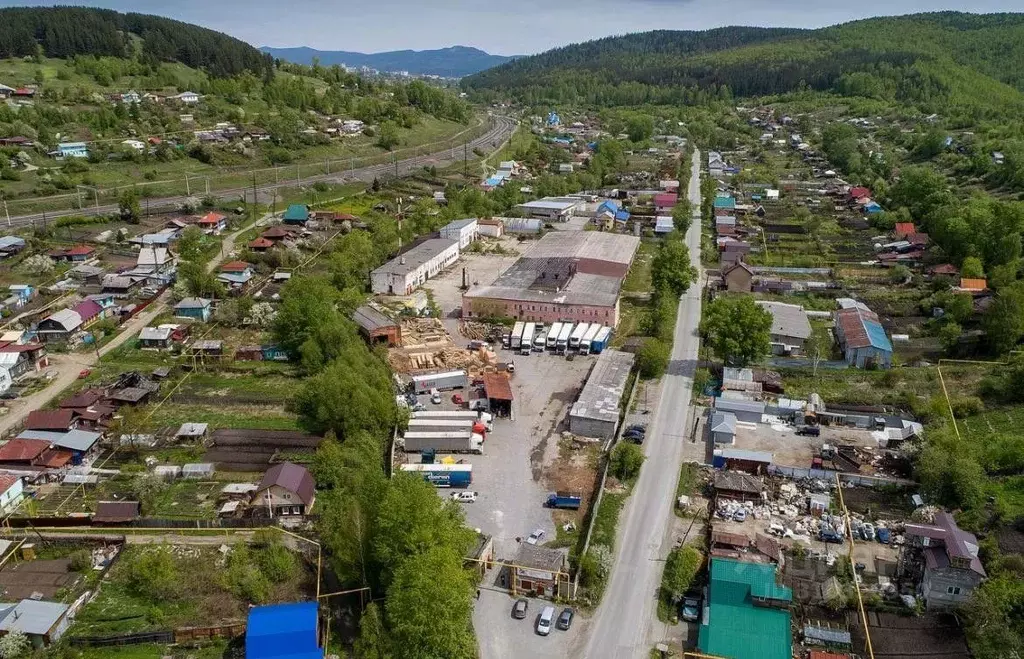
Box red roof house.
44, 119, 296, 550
848, 186, 871, 200
220, 261, 251, 273
0, 438, 52, 463
25, 409, 75, 432
248, 237, 274, 251
893, 222, 916, 238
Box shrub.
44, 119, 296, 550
637, 338, 670, 379
610, 441, 644, 482
68, 549, 92, 572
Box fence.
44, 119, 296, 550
69, 622, 246, 648
767, 464, 915, 487
5, 516, 272, 529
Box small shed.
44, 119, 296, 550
282, 204, 310, 225
713, 398, 765, 424
481, 373, 514, 418
153, 465, 182, 480
710, 411, 737, 445
352, 305, 402, 347
0, 599, 71, 648
713, 471, 764, 502
175, 423, 209, 442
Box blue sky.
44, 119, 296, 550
3, 0, 1021, 55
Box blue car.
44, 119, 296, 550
876, 528, 891, 544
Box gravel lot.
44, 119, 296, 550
474, 590, 581, 659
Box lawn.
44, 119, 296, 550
622, 240, 656, 293
141, 403, 300, 433
590, 491, 628, 550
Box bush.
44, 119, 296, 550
661, 546, 702, 603
610, 441, 644, 482
68, 549, 92, 572
123, 546, 180, 602
637, 338, 671, 379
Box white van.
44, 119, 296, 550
536, 605, 555, 636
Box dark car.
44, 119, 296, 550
796, 425, 821, 437
0, 391, 17, 400
556, 607, 574, 630
625, 424, 646, 434
512, 598, 529, 619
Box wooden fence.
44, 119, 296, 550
69, 621, 245, 647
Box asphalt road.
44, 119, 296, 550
578, 149, 705, 659
3, 115, 518, 229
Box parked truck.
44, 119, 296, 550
533, 330, 547, 352
412, 410, 494, 431
569, 323, 591, 350
400, 463, 472, 488
591, 326, 612, 354
545, 492, 582, 509
509, 321, 526, 350
556, 323, 574, 352
546, 322, 563, 349
407, 418, 486, 435
401, 431, 484, 454
520, 323, 536, 356
411, 370, 467, 394
579, 324, 602, 355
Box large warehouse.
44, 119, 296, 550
461, 231, 640, 326
569, 349, 635, 439
370, 238, 460, 295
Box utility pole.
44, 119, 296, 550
2, 199, 9, 227
296, 163, 300, 183
464, 142, 468, 177
184, 174, 190, 196
325, 158, 330, 175
394, 153, 398, 179
251, 172, 258, 223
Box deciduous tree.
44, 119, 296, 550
701, 296, 772, 366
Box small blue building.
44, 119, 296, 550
174, 297, 212, 322
547, 111, 560, 127
836, 304, 893, 369
56, 142, 89, 159
283, 204, 310, 225
246, 601, 322, 659
261, 344, 289, 361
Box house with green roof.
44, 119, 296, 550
697, 558, 792, 659
283, 204, 310, 225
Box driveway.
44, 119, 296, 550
475, 588, 580, 659
577, 149, 705, 659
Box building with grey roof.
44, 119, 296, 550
755, 301, 812, 355
713, 397, 765, 424
0, 599, 71, 647
569, 349, 635, 439
461, 231, 641, 327
515, 197, 583, 221
710, 411, 737, 445
371, 238, 459, 296
439, 218, 479, 249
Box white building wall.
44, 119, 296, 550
371, 242, 461, 295
440, 220, 479, 249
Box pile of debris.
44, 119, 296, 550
459, 321, 490, 340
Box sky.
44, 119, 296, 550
3, 0, 1022, 55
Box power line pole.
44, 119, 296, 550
251, 172, 258, 223
2, 199, 9, 227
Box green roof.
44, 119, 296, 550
283, 204, 309, 221
697, 558, 792, 659
713, 195, 736, 209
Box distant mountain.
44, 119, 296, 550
259, 45, 516, 77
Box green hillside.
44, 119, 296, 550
462, 12, 1024, 118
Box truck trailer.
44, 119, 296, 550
401, 432, 484, 454
407, 418, 486, 435
546, 322, 563, 349
399, 463, 472, 488
520, 323, 536, 356
509, 321, 526, 350
545, 492, 582, 509
412, 410, 494, 431
579, 324, 602, 355
411, 370, 468, 394
556, 323, 574, 351
591, 326, 612, 354
569, 323, 591, 350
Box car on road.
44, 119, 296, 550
512, 599, 528, 619
681, 596, 701, 622
450, 491, 478, 503
526, 529, 545, 545
557, 607, 574, 630
536, 605, 555, 636
430, 388, 441, 404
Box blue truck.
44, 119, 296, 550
545, 492, 582, 510
399, 463, 472, 488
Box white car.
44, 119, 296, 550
450, 491, 478, 503
526, 529, 545, 545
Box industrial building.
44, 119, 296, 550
514, 197, 583, 221
351, 305, 402, 346
569, 349, 635, 439
439, 218, 479, 249
461, 231, 641, 326
245, 601, 322, 659
371, 238, 460, 296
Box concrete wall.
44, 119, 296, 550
569, 415, 617, 441
463, 297, 619, 327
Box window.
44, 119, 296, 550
946, 586, 962, 595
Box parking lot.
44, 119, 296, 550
730, 417, 882, 469
474, 590, 583, 659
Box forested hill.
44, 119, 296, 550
0, 6, 272, 79
462, 12, 1024, 114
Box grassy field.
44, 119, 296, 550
622, 240, 656, 293
590, 491, 628, 550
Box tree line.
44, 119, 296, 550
0, 6, 273, 79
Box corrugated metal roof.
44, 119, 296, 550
698, 558, 792, 659
756, 301, 812, 340
717, 447, 773, 463
257, 462, 315, 505
0, 599, 69, 635
570, 350, 634, 424
710, 412, 737, 434
714, 398, 765, 415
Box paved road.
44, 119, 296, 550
578, 149, 705, 659
4, 115, 517, 228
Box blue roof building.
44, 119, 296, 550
547, 111, 560, 127
835, 304, 892, 369
246, 601, 322, 659
713, 195, 736, 210
56, 142, 89, 159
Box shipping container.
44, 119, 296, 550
411, 370, 468, 394
407, 418, 484, 434
579, 324, 602, 354
569, 323, 591, 349
546, 322, 563, 349
401, 432, 484, 454
510, 321, 526, 350
545, 492, 582, 509
591, 326, 612, 353
399, 463, 472, 488
556, 323, 574, 349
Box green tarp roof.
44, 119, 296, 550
697, 558, 792, 659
